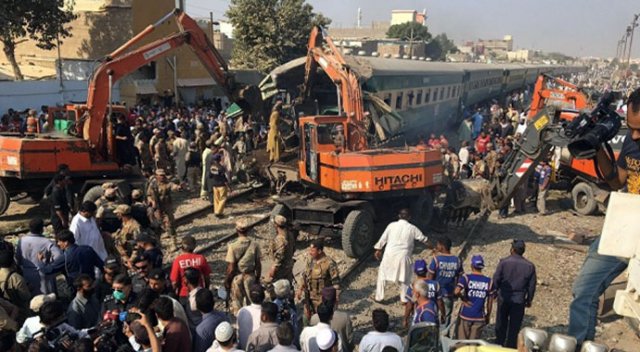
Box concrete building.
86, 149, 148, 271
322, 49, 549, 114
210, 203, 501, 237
390, 9, 427, 26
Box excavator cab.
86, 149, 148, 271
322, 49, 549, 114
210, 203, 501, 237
298, 116, 347, 186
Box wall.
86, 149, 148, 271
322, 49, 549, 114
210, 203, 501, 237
0, 80, 120, 113
390, 11, 416, 25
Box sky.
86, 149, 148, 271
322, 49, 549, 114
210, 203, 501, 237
186, 0, 640, 58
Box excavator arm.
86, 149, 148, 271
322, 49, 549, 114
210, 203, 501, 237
84, 9, 261, 160
528, 74, 588, 119
300, 26, 368, 151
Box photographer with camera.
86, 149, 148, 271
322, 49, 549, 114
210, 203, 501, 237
31, 300, 88, 350
568, 87, 640, 346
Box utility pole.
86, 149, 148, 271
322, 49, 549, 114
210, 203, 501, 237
357, 8, 362, 29
622, 27, 630, 66
210, 12, 215, 40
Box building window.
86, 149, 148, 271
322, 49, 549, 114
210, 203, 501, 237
395, 92, 403, 110
416, 90, 423, 105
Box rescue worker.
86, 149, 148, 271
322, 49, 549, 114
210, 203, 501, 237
454, 255, 495, 340
154, 135, 171, 174
402, 260, 445, 329
373, 208, 429, 304
146, 169, 181, 251
297, 240, 340, 322
96, 186, 122, 233
130, 189, 152, 230
266, 215, 295, 284
224, 219, 262, 315
267, 101, 282, 162
113, 204, 141, 260
427, 237, 463, 335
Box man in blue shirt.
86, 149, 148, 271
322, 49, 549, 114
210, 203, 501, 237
472, 110, 484, 140
193, 288, 227, 352
427, 237, 463, 334
16, 218, 61, 295
493, 240, 536, 348
412, 280, 438, 325
454, 255, 495, 340
37, 230, 104, 286
403, 260, 444, 328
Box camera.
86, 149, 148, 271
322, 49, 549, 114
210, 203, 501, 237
43, 326, 78, 350
565, 91, 622, 159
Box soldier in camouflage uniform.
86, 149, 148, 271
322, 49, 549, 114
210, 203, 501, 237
146, 169, 181, 250
224, 219, 262, 315
136, 133, 153, 175
266, 215, 295, 283
154, 136, 171, 174
96, 186, 122, 233
484, 143, 499, 178
113, 204, 141, 261
297, 240, 340, 321
130, 189, 152, 230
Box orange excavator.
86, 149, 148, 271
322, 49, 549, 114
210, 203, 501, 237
0, 9, 260, 215
527, 74, 625, 215
270, 27, 445, 257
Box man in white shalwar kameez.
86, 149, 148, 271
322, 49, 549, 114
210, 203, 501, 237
373, 208, 428, 303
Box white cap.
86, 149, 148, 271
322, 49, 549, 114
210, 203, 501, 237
215, 322, 234, 343
317, 329, 337, 351
30, 293, 56, 312
273, 279, 291, 298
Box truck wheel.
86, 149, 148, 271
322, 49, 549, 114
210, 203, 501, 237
342, 209, 374, 258
82, 185, 104, 204
411, 193, 434, 231
572, 182, 597, 215
0, 181, 9, 215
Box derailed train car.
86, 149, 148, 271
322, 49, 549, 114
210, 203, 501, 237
260, 55, 586, 145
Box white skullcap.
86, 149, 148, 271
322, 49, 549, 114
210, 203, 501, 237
316, 328, 337, 351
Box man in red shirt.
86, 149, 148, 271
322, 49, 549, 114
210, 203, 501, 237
475, 132, 491, 154
170, 236, 211, 299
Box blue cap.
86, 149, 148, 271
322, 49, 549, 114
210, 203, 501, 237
414, 259, 427, 275
471, 255, 485, 269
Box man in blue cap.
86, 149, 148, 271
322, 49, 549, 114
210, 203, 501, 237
492, 240, 536, 348
454, 255, 495, 340
402, 259, 444, 328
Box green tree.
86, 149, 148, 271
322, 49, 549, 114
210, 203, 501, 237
227, 0, 331, 73
0, 0, 76, 80
425, 33, 458, 61
386, 22, 431, 42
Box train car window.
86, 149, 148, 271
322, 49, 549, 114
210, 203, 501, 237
452, 86, 457, 98
384, 93, 392, 106
396, 92, 403, 110
407, 91, 414, 106
416, 90, 423, 105
439, 87, 444, 100
432, 88, 438, 102
446, 86, 451, 99
425, 89, 431, 103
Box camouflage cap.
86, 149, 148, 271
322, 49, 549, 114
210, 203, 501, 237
131, 189, 143, 199
273, 215, 287, 227
114, 204, 131, 215
235, 219, 250, 232
101, 182, 116, 190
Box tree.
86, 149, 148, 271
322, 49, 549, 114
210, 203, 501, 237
386, 22, 431, 43
424, 33, 458, 61
226, 0, 331, 73
0, 0, 76, 80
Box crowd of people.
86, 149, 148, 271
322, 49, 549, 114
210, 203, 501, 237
0, 64, 638, 352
